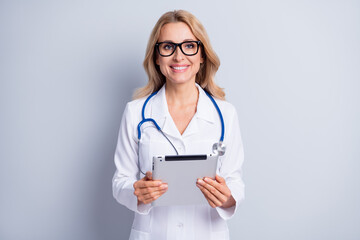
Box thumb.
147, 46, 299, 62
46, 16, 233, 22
145, 171, 153, 180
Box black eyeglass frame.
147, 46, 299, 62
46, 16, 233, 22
155, 40, 201, 57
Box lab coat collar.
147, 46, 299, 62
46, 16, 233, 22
150, 83, 216, 138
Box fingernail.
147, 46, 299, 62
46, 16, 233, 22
197, 179, 204, 184
161, 184, 168, 189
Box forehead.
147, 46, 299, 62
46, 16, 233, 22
158, 22, 198, 42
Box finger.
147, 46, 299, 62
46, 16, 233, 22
141, 188, 168, 204
198, 178, 221, 195
146, 171, 153, 180
138, 183, 168, 195
137, 186, 167, 203
196, 183, 218, 208
142, 187, 168, 200
196, 183, 216, 207
204, 177, 230, 197
196, 181, 223, 206
142, 193, 162, 204
198, 179, 228, 204
135, 180, 162, 189
215, 175, 225, 183
203, 177, 222, 189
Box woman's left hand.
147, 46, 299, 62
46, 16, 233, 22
196, 175, 235, 208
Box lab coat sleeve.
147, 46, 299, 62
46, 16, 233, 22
112, 102, 152, 214
216, 105, 245, 220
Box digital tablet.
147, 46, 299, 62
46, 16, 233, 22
152, 154, 218, 206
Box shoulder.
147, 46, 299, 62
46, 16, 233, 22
126, 97, 147, 111
122, 97, 148, 121
213, 98, 237, 117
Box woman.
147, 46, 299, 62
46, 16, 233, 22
112, 10, 244, 240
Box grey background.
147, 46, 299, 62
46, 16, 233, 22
1, 0, 359, 239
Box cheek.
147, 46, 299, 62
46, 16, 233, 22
194, 64, 201, 75
156, 57, 163, 66
192, 57, 202, 72
158, 60, 167, 71
158, 61, 170, 77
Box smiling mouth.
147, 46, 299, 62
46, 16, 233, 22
171, 66, 189, 71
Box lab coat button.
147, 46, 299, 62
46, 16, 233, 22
177, 222, 183, 228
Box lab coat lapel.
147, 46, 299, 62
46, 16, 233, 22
150, 85, 182, 139
149, 84, 216, 139
182, 85, 216, 137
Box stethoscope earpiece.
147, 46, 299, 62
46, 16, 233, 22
212, 142, 226, 156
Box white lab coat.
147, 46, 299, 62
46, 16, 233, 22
112, 83, 244, 240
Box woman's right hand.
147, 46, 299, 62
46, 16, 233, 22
133, 171, 168, 205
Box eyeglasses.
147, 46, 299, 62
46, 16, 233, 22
155, 41, 201, 57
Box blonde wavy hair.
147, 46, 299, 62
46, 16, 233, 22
133, 10, 225, 100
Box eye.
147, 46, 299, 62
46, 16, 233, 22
163, 43, 174, 51
184, 42, 196, 49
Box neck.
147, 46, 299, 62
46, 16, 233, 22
165, 81, 198, 106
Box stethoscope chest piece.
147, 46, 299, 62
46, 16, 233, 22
212, 141, 226, 156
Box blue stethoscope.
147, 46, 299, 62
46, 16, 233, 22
136, 87, 226, 174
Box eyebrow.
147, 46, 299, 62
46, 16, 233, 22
161, 38, 197, 42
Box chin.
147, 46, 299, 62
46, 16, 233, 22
167, 78, 194, 85
166, 74, 196, 84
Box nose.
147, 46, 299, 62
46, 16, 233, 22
173, 45, 184, 61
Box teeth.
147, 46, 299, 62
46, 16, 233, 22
172, 66, 188, 70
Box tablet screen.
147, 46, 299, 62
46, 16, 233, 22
152, 154, 218, 206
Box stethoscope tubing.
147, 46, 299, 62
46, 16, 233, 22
136, 87, 225, 175
137, 88, 225, 142
203, 90, 225, 142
